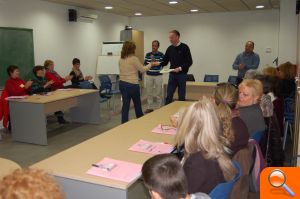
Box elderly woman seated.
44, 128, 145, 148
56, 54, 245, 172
238, 79, 266, 135
244, 69, 258, 80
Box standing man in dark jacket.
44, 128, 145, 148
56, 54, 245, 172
161, 30, 193, 104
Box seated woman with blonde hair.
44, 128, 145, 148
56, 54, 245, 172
214, 83, 249, 156
0, 168, 64, 199
175, 98, 237, 194
238, 79, 265, 135
44, 59, 73, 90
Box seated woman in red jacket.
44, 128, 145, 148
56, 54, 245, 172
5, 65, 32, 96
4, 65, 33, 131
44, 60, 72, 90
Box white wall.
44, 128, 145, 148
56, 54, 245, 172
279, 0, 298, 64
0, 1, 284, 83
131, 10, 279, 82
0, 0, 128, 86
297, 14, 300, 67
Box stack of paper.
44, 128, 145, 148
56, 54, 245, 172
129, 139, 173, 155
5, 96, 28, 100
57, 88, 73, 91
160, 68, 175, 74
86, 158, 142, 183
152, 124, 177, 135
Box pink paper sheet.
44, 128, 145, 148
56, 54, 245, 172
86, 158, 142, 183
129, 139, 174, 155
152, 124, 177, 135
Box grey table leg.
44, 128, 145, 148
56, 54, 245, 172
69, 92, 100, 124
9, 102, 47, 145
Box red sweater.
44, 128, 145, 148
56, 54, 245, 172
45, 70, 66, 90
0, 88, 9, 128
5, 78, 28, 96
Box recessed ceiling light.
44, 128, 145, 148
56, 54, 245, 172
169, 1, 178, 5
134, 12, 142, 16
190, 9, 199, 12
104, 6, 113, 10
256, 5, 265, 9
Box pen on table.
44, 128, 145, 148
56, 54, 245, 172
92, 164, 109, 171
92, 164, 99, 168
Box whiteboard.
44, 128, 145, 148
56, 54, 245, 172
101, 42, 123, 56
96, 55, 120, 75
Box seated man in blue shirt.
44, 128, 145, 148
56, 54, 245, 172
232, 41, 260, 84
144, 40, 164, 113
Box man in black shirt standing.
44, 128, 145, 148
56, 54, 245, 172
161, 30, 193, 104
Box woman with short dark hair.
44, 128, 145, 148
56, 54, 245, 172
69, 58, 96, 89
2, 65, 33, 130
5, 65, 32, 96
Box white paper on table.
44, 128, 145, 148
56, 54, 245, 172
159, 68, 175, 74
5, 96, 28, 100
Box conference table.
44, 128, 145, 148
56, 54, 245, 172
31, 101, 192, 199
163, 82, 217, 101
0, 158, 21, 179
8, 89, 100, 145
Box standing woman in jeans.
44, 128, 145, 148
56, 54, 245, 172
119, 41, 160, 123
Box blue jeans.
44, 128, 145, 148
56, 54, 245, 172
119, 81, 143, 123
165, 73, 187, 105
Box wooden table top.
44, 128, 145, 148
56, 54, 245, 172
186, 82, 218, 86
31, 101, 192, 190
0, 158, 21, 179
164, 82, 217, 87
8, 89, 98, 104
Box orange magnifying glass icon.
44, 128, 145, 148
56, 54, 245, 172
268, 169, 295, 197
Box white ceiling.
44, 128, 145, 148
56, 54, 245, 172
44, 0, 280, 16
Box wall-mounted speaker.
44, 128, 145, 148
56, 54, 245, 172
68, 9, 77, 22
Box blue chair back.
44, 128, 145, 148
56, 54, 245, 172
284, 97, 294, 122
228, 76, 238, 85
250, 130, 265, 143
204, 74, 219, 82
209, 161, 242, 199
78, 81, 94, 89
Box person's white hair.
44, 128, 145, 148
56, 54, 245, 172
244, 69, 257, 79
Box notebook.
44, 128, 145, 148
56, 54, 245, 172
86, 158, 142, 183
129, 139, 174, 155
152, 124, 177, 135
